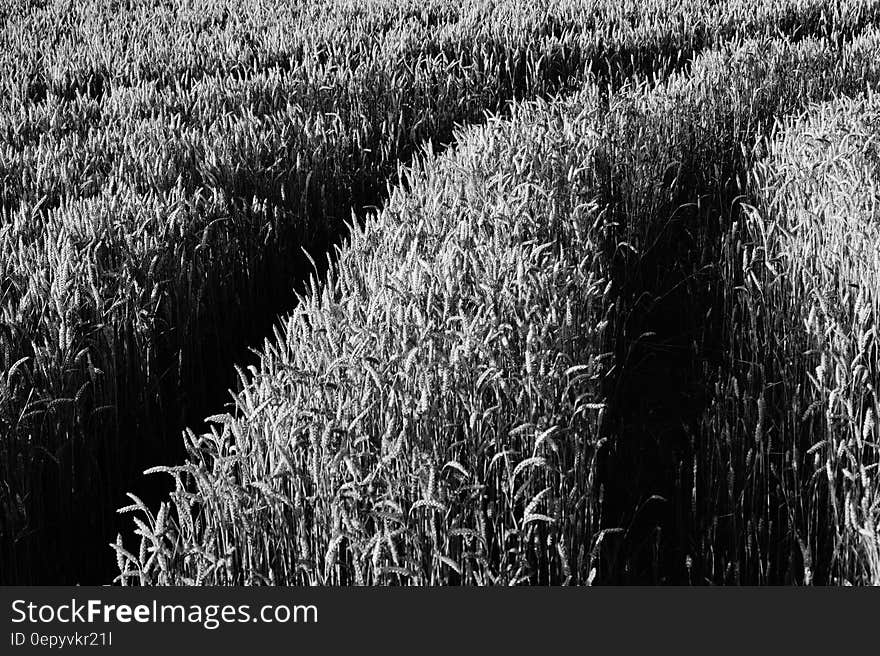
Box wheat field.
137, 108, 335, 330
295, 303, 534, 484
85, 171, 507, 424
1, 0, 880, 585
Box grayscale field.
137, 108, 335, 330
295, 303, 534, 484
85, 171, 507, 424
1, 0, 879, 586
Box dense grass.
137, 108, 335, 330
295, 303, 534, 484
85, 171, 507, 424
3, 0, 880, 585
5, 0, 874, 585
113, 94, 615, 585
593, 30, 880, 584
4, 0, 877, 111
117, 27, 880, 585
701, 91, 880, 585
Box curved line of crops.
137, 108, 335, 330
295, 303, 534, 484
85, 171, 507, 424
703, 91, 880, 585
114, 92, 617, 585
116, 26, 880, 585
3, 0, 880, 584
585, 31, 880, 584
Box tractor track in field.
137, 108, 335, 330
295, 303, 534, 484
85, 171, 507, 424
7, 11, 877, 584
